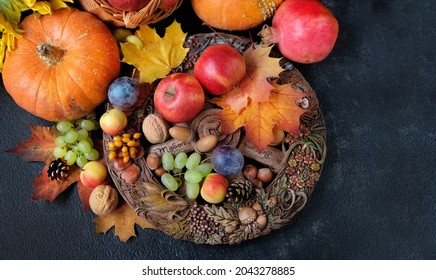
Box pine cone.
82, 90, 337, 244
225, 180, 253, 203
47, 158, 70, 181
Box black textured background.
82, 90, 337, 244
0, 0, 435, 259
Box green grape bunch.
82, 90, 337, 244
53, 114, 100, 168
158, 151, 213, 200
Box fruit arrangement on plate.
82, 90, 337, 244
1, 0, 336, 244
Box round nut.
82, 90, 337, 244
257, 168, 273, 183
238, 206, 257, 225
146, 153, 161, 170
242, 164, 258, 180
142, 114, 169, 144
196, 134, 218, 153
255, 214, 268, 230
251, 202, 263, 214
89, 185, 119, 216
169, 126, 192, 142
224, 225, 237, 234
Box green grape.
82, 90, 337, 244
80, 119, 96, 131
77, 140, 92, 154
162, 152, 175, 171
75, 118, 85, 128
174, 152, 188, 169
84, 149, 99, 160
184, 170, 203, 183
76, 155, 88, 168
84, 137, 94, 148
172, 168, 183, 175
195, 163, 213, 177
77, 129, 88, 141
56, 121, 73, 133
64, 130, 78, 144
174, 177, 183, 188
186, 152, 201, 170
55, 136, 67, 147
161, 173, 178, 191
65, 150, 77, 165
53, 146, 67, 158
185, 181, 200, 200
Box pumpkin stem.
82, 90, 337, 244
37, 43, 66, 66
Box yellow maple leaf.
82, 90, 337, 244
120, 20, 189, 84
94, 201, 156, 242
16, 0, 52, 14
49, 0, 74, 10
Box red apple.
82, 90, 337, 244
80, 161, 108, 188
159, 0, 178, 10
200, 173, 229, 204
107, 0, 150, 11
194, 44, 246, 96
153, 73, 205, 123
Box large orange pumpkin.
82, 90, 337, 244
191, 0, 283, 31
2, 8, 120, 121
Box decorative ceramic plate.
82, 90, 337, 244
103, 33, 326, 245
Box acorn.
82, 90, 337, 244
238, 206, 257, 225
255, 214, 268, 230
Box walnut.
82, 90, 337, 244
142, 114, 169, 144
89, 185, 119, 216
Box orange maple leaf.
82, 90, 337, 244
7, 124, 57, 162
94, 202, 156, 242
220, 45, 283, 113
215, 82, 308, 151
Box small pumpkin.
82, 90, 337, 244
191, 0, 283, 31
2, 8, 120, 121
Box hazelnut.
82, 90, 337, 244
238, 206, 257, 225
154, 166, 167, 177
196, 134, 218, 153
242, 164, 257, 180
146, 153, 161, 170
257, 168, 273, 183
142, 114, 169, 144
169, 125, 192, 142
89, 185, 119, 216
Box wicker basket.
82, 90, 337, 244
103, 33, 327, 245
77, 0, 183, 28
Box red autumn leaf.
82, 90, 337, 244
8, 123, 106, 210
7, 124, 57, 162
32, 163, 80, 202
215, 82, 308, 151
77, 180, 93, 211
217, 45, 283, 113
